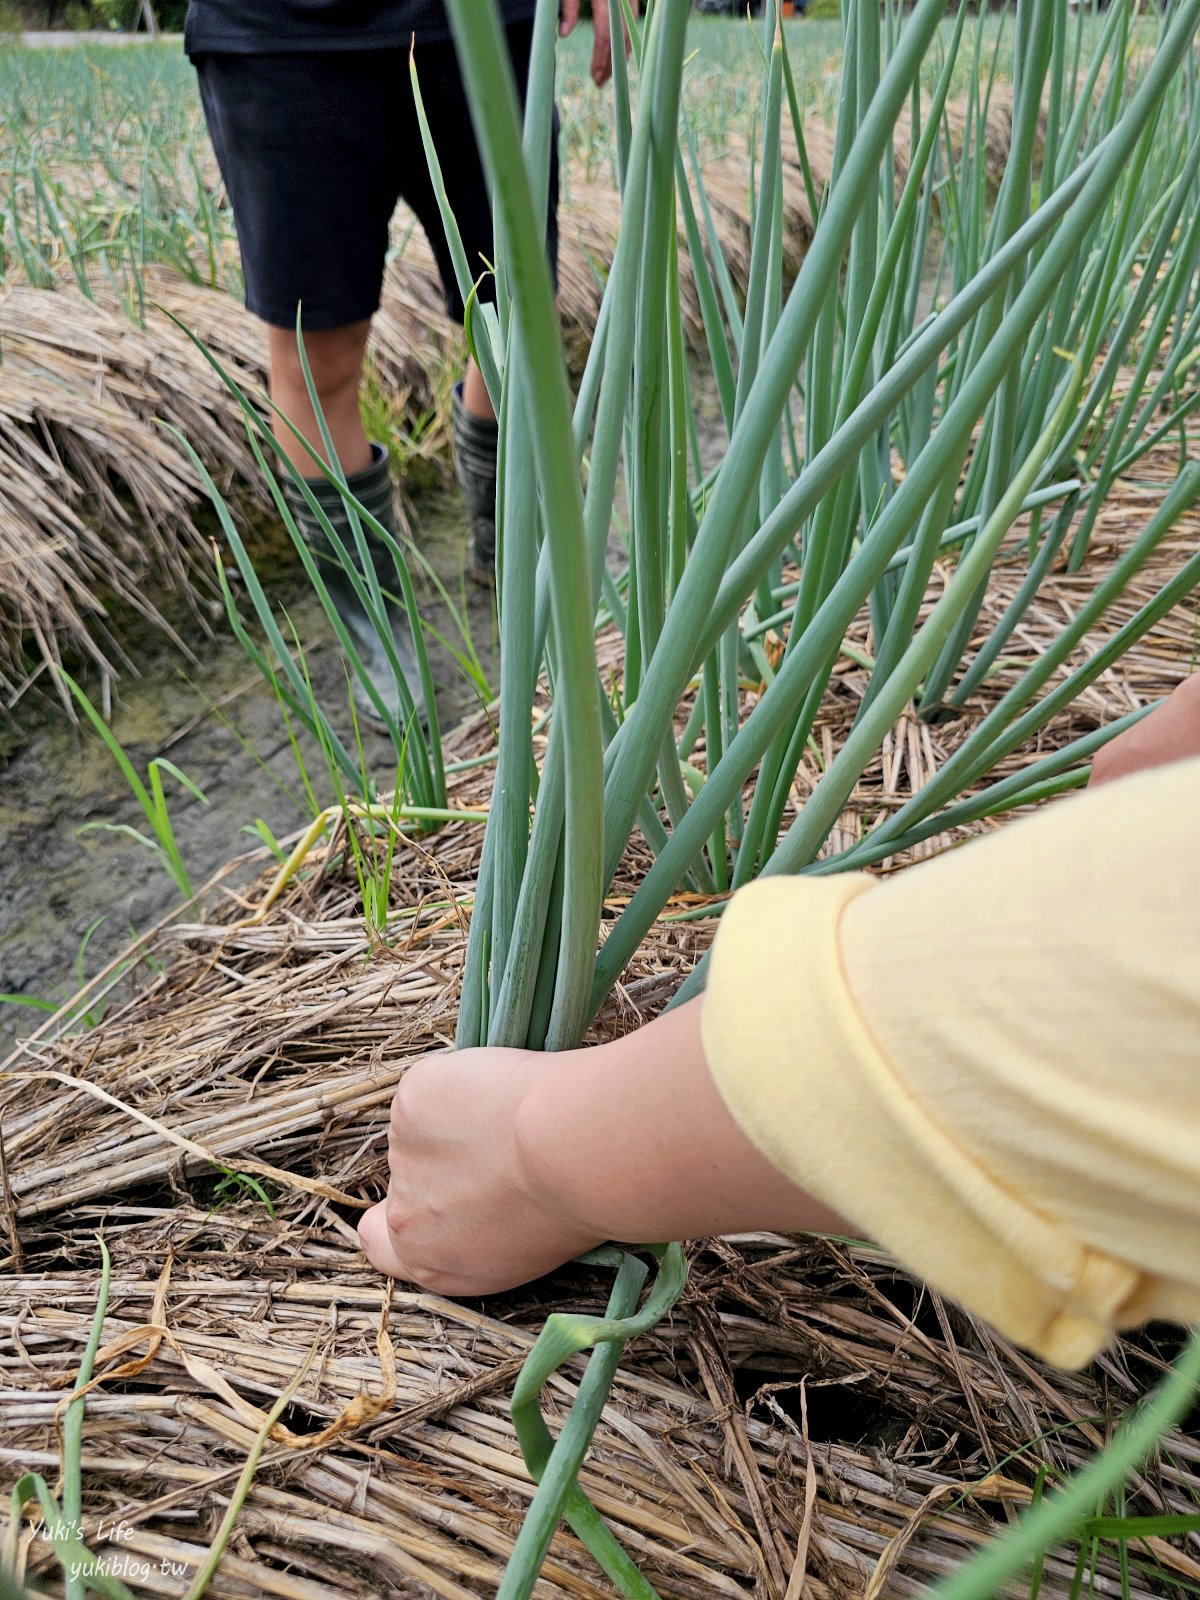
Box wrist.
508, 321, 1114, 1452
515, 998, 855, 1251
513, 1043, 618, 1245
512, 1001, 751, 1246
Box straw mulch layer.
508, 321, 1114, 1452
2, 441, 1199, 1598
0, 90, 1019, 710
0, 251, 452, 711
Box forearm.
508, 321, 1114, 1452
1090, 673, 1200, 785
518, 997, 853, 1245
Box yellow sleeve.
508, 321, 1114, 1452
701, 757, 1200, 1368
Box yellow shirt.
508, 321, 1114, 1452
702, 757, 1200, 1368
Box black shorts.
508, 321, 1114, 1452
194, 23, 559, 330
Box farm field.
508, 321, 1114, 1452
0, 13, 852, 1035
0, 10, 1161, 1020
2, 5, 1200, 1600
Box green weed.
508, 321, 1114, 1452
57, 669, 207, 899
2, 1241, 135, 1600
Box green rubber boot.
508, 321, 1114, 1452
282, 444, 428, 732
451, 381, 499, 587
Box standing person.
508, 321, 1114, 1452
184, 0, 623, 721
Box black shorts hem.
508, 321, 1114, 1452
185, 31, 453, 57
247, 295, 382, 332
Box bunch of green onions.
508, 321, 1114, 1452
428, 0, 1200, 1591
449, 0, 1200, 1059
198, 0, 1200, 1588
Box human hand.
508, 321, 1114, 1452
358, 1000, 846, 1300
559, 0, 638, 89
1089, 674, 1200, 787
357, 1047, 602, 1296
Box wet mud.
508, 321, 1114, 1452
0, 487, 495, 1057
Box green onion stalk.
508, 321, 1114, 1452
437, 0, 1200, 1592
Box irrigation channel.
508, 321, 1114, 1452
0, 488, 499, 1057
0, 370, 729, 1059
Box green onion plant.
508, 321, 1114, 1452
3, 1241, 136, 1600
56, 668, 208, 899
171, 402, 447, 816
429, 0, 1200, 1592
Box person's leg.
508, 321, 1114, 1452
452, 368, 501, 583
460, 358, 495, 425
193, 51, 426, 726
267, 320, 374, 478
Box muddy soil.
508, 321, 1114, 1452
0, 487, 496, 1058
